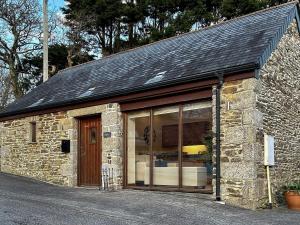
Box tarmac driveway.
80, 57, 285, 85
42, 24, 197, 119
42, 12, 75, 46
0, 172, 299, 225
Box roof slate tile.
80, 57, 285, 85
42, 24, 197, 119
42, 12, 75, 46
1, 2, 298, 117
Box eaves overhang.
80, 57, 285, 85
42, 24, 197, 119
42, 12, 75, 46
0, 63, 259, 120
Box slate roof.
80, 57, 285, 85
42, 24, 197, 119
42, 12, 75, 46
1, 2, 299, 117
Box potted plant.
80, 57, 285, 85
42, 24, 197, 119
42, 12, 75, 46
284, 182, 300, 211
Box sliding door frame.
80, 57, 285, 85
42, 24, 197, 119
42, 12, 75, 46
123, 101, 213, 194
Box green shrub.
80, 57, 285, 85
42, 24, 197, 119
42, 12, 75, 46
284, 182, 300, 193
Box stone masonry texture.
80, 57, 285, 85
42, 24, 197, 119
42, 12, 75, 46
0, 112, 71, 185
218, 78, 260, 209
218, 20, 300, 209
256, 20, 300, 204
0, 104, 123, 188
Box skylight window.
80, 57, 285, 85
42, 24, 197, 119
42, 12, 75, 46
79, 87, 96, 98
145, 71, 167, 85
28, 98, 44, 108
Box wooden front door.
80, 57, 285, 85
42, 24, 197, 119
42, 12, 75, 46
79, 116, 102, 186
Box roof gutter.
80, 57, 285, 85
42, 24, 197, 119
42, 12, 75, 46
0, 63, 259, 119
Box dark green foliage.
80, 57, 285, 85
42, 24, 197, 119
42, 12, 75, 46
21, 44, 94, 92
21, 55, 43, 92
221, 0, 289, 19
62, 0, 289, 56
284, 182, 300, 193
48, 44, 94, 71
63, 0, 124, 55
221, 0, 266, 19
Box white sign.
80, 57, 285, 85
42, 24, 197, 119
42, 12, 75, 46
264, 134, 275, 166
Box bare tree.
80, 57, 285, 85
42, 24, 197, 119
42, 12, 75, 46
0, 66, 12, 110
0, 0, 42, 98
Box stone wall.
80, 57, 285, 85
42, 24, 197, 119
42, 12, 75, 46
217, 78, 263, 209
0, 103, 123, 188
100, 103, 123, 188
256, 20, 300, 204
0, 112, 72, 185
218, 20, 300, 209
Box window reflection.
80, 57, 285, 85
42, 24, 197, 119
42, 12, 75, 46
126, 102, 212, 191
182, 103, 212, 190
127, 111, 150, 186
151, 106, 179, 187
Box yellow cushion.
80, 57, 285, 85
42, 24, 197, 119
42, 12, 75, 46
182, 145, 207, 155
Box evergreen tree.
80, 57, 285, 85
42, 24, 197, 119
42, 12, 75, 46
21, 44, 94, 92
122, 0, 146, 48
221, 0, 288, 19
221, 0, 267, 19
63, 0, 123, 56
62, 0, 289, 57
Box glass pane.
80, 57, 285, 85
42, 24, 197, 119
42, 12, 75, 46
127, 111, 150, 186
90, 127, 97, 144
153, 106, 179, 187
182, 102, 212, 190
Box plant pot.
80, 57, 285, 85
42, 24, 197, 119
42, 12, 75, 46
285, 191, 300, 211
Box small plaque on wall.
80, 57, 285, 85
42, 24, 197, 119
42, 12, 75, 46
103, 132, 112, 138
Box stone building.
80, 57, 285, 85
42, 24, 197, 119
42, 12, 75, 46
0, 2, 299, 210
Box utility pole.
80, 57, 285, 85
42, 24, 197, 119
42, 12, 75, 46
43, 0, 49, 82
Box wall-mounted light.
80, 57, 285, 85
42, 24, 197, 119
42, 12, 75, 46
227, 101, 231, 111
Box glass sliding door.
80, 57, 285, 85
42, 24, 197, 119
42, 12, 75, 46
126, 101, 212, 192
151, 106, 179, 187
182, 102, 212, 190
127, 111, 150, 186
